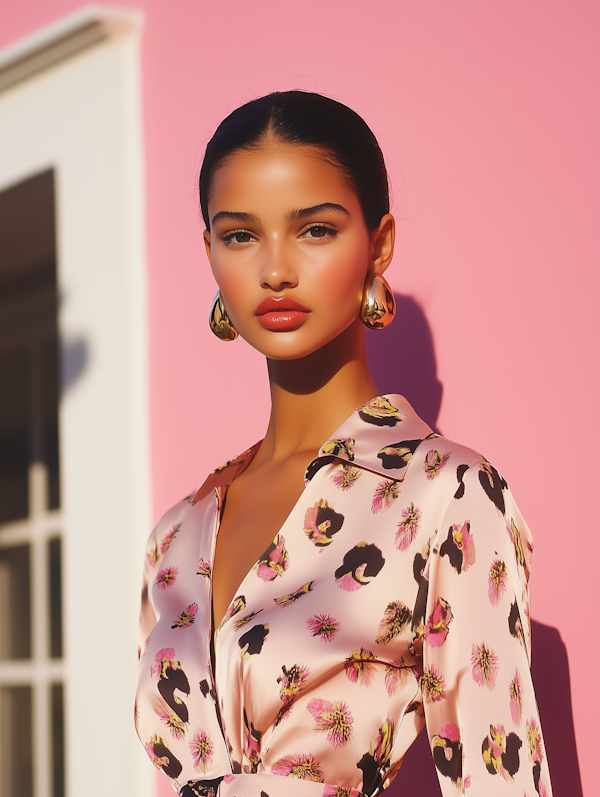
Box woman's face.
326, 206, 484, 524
204, 141, 393, 360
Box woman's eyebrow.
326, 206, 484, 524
285, 203, 350, 222
211, 210, 260, 226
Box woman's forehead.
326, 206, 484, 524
208, 142, 358, 216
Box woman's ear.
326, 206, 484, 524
369, 213, 395, 276
203, 229, 213, 269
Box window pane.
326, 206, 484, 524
48, 537, 63, 658
51, 683, 65, 797
0, 544, 31, 659
0, 686, 33, 797
43, 337, 61, 511
0, 349, 29, 522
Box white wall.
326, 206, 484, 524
0, 10, 152, 797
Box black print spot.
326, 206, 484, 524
314, 504, 345, 540
411, 551, 428, 634
198, 679, 216, 701
433, 735, 463, 785
533, 760, 542, 793
503, 733, 522, 778
335, 543, 385, 589
440, 527, 464, 573
478, 463, 508, 514
152, 739, 182, 779
508, 601, 525, 646
305, 456, 336, 482
182, 777, 224, 796
238, 624, 269, 655
357, 752, 382, 797
454, 464, 470, 499
157, 665, 190, 723
377, 439, 423, 470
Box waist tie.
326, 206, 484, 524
181, 773, 363, 797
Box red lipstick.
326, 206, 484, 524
255, 295, 310, 331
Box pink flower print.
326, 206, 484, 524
153, 697, 186, 740
323, 786, 361, 797
147, 543, 159, 565
320, 438, 355, 461
196, 558, 212, 578
482, 724, 521, 782
424, 449, 451, 480
144, 735, 170, 771
507, 518, 526, 569
471, 642, 499, 690
151, 648, 177, 678
488, 559, 507, 605
233, 609, 264, 631
155, 566, 178, 590
331, 463, 362, 490
441, 521, 476, 573
384, 660, 411, 696
171, 602, 198, 629
526, 718, 544, 764
256, 533, 290, 581
344, 648, 377, 687
278, 663, 310, 700
509, 670, 523, 725
161, 522, 181, 554
243, 712, 262, 772
306, 614, 341, 643
371, 479, 399, 514
218, 595, 246, 630
274, 581, 315, 607
190, 729, 214, 772
369, 719, 395, 767
421, 666, 446, 703
395, 503, 422, 551
304, 500, 345, 547
375, 601, 412, 645
307, 699, 354, 748
425, 598, 453, 647
272, 753, 324, 782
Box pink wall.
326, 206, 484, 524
2, 2, 597, 795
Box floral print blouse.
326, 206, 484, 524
135, 395, 552, 797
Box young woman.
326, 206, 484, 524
135, 92, 552, 797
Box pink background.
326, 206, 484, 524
1, 2, 597, 795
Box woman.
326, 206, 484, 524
135, 92, 552, 797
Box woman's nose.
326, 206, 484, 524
259, 242, 298, 291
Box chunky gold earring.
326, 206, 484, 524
209, 291, 238, 341
359, 274, 396, 329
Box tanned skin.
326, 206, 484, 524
203, 141, 395, 637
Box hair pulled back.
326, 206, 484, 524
199, 91, 390, 231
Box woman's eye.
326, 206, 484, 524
225, 230, 254, 244
302, 225, 337, 239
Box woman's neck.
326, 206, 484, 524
256, 318, 379, 465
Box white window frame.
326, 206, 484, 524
0, 8, 152, 797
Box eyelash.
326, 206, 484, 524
219, 224, 339, 247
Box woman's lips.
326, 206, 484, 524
255, 296, 310, 331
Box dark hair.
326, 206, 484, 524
199, 91, 390, 231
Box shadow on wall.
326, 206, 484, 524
366, 293, 443, 433
370, 296, 583, 796
386, 622, 583, 793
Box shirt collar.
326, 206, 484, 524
191, 394, 433, 504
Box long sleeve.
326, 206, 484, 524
422, 461, 552, 796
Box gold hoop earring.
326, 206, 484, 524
209, 291, 238, 341
359, 274, 396, 329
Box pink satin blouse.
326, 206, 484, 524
135, 395, 552, 797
